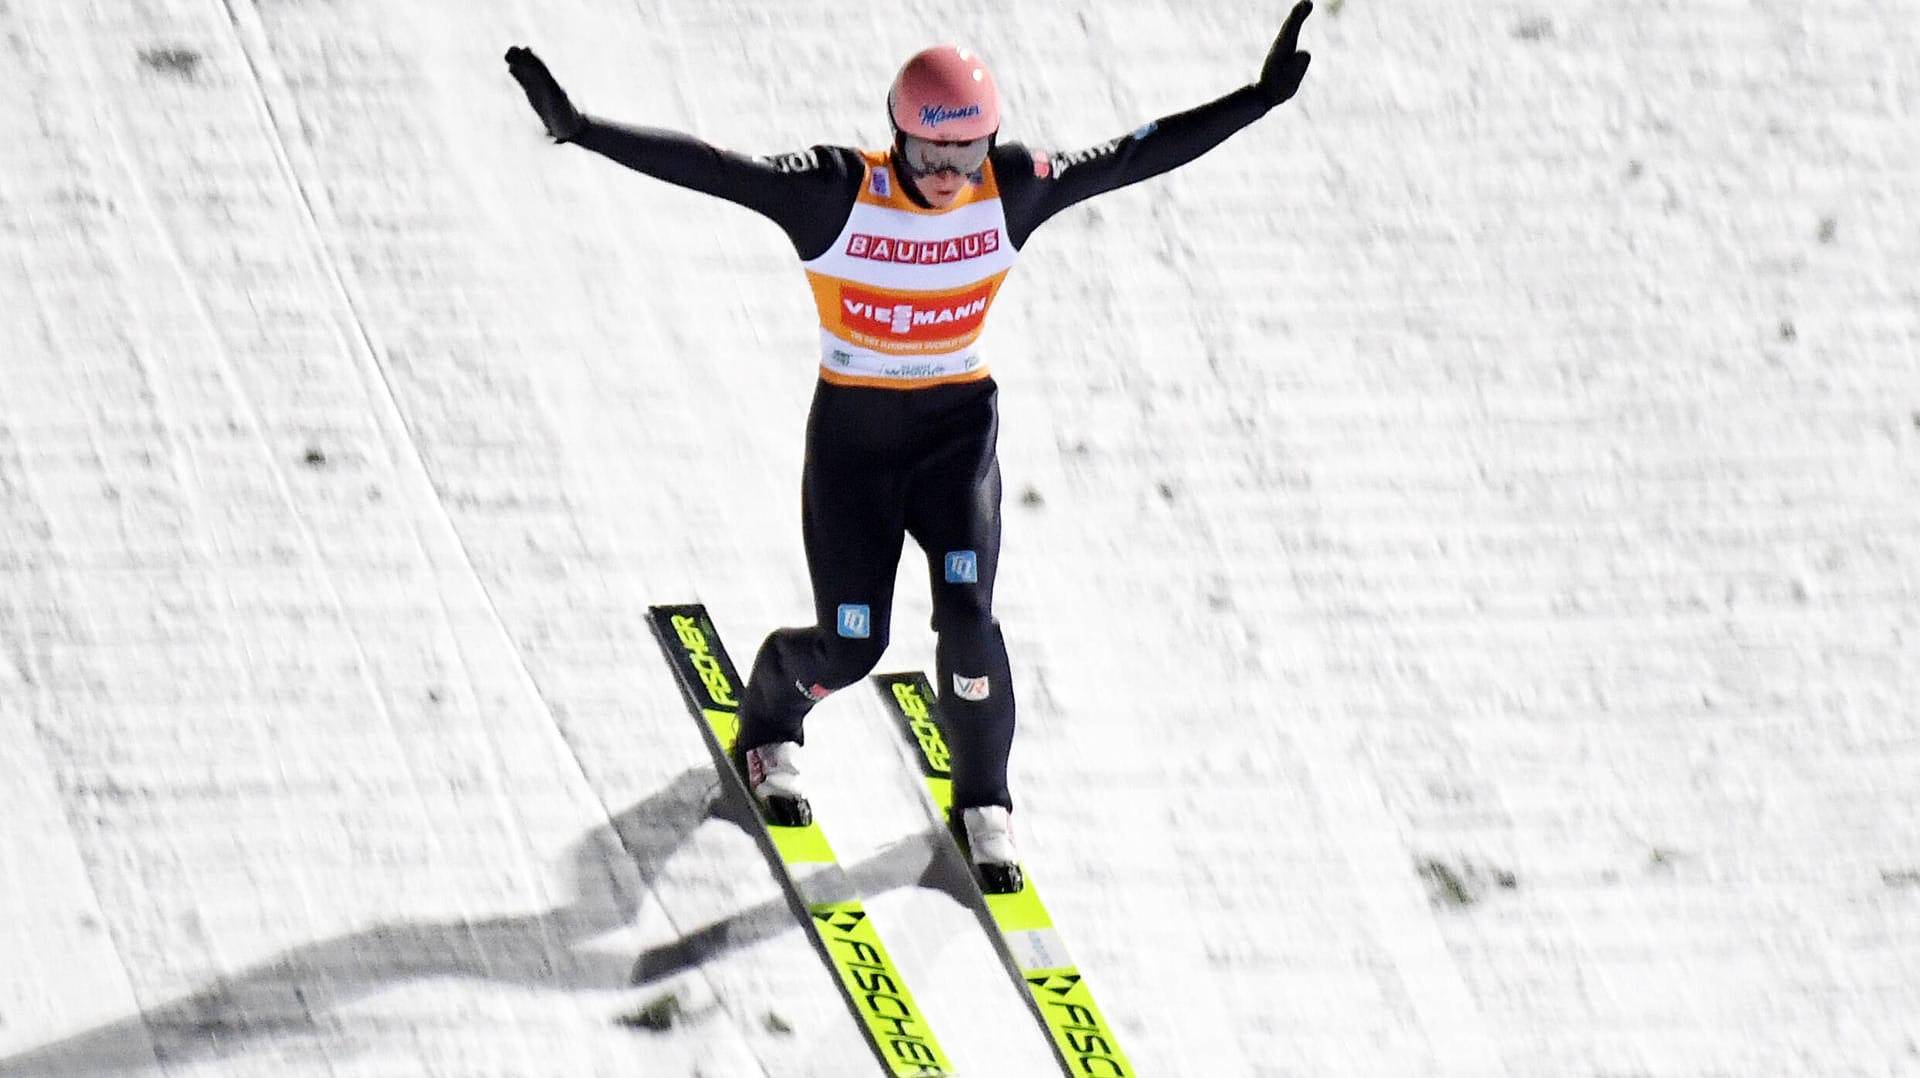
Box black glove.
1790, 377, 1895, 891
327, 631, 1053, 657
505, 46, 586, 142
1257, 1, 1313, 106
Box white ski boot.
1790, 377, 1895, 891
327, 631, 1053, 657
961, 805, 1024, 894
740, 741, 811, 827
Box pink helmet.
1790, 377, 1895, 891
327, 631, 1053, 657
888, 46, 1001, 141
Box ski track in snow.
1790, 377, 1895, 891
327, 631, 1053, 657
3, 1, 1917, 1076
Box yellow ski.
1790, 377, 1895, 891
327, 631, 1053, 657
650, 606, 955, 1077
872, 671, 1138, 1078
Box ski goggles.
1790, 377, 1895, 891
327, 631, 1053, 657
899, 133, 992, 178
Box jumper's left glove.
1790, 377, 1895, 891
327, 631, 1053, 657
1257, 1, 1314, 106
505, 46, 586, 142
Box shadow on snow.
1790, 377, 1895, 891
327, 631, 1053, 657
1, 764, 978, 1075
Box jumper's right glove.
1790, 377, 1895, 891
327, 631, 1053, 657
1257, 1, 1314, 107
505, 46, 586, 142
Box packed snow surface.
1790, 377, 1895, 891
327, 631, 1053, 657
2, 0, 1916, 1075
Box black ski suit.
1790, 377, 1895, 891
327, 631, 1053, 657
573, 85, 1279, 810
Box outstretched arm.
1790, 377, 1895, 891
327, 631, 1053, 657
504, 47, 859, 259
998, 1, 1314, 247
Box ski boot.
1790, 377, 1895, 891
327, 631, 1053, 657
959, 805, 1025, 894
735, 741, 812, 827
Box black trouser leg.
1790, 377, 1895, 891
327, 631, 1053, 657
906, 385, 1016, 811
738, 382, 906, 751
933, 614, 1016, 810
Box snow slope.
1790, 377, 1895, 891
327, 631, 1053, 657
2, 0, 1916, 1075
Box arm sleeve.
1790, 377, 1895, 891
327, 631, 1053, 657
995, 84, 1277, 248
570, 118, 862, 259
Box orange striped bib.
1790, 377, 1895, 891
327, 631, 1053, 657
802, 150, 1017, 389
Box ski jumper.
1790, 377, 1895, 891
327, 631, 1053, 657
574, 85, 1279, 810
